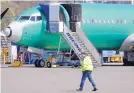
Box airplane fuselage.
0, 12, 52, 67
4, 4, 134, 51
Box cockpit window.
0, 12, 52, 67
19, 16, 30, 20
37, 16, 42, 21
15, 16, 20, 20
30, 16, 35, 21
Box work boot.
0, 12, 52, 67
92, 88, 98, 91
76, 88, 83, 91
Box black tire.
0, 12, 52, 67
68, 64, 71, 66
59, 64, 63, 66
38, 59, 45, 67
123, 62, 128, 66
123, 61, 134, 66
46, 62, 52, 68
74, 62, 80, 67
74, 64, 78, 67
34, 59, 39, 67
123, 59, 128, 66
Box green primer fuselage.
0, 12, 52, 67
17, 4, 134, 51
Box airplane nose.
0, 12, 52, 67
4, 26, 12, 37
3, 22, 22, 42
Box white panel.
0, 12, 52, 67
103, 50, 124, 57
27, 47, 44, 54
59, 22, 64, 32
119, 51, 124, 57
20, 47, 27, 53
49, 22, 59, 32
49, 4, 59, 22
77, 22, 81, 27
11, 45, 17, 62
102, 50, 116, 57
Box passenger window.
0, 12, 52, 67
99, 20, 102, 23
124, 20, 127, 24
87, 20, 90, 23
103, 20, 106, 24
94, 19, 97, 23
120, 20, 123, 24
30, 16, 35, 21
107, 20, 110, 24
37, 16, 42, 21
91, 19, 94, 23
116, 20, 119, 24
112, 20, 115, 24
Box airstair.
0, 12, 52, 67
61, 23, 102, 66
40, 4, 102, 66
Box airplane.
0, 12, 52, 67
2, 3, 134, 67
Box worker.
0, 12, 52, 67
76, 52, 98, 91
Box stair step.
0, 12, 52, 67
85, 51, 91, 54
74, 35, 79, 37
92, 60, 96, 63
92, 61, 97, 63
90, 57, 94, 60
82, 46, 86, 48
77, 42, 82, 44
78, 42, 83, 44
82, 46, 89, 49
72, 32, 77, 35
88, 54, 92, 56
62, 24, 101, 64
91, 57, 95, 60
88, 54, 92, 57
83, 49, 89, 52
80, 44, 85, 46
75, 36, 80, 39
75, 38, 81, 41
78, 41, 83, 43
72, 34, 77, 36
83, 49, 88, 51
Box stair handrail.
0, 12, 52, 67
62, 23, 83, 60
75, 23, 101, 64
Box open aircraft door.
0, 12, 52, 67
61, 4, 82, 32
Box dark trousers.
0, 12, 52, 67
80, 70, 96, 90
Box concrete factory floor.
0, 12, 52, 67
1, 65, 134, 93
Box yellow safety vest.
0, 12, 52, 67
81, 56, 93, 71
